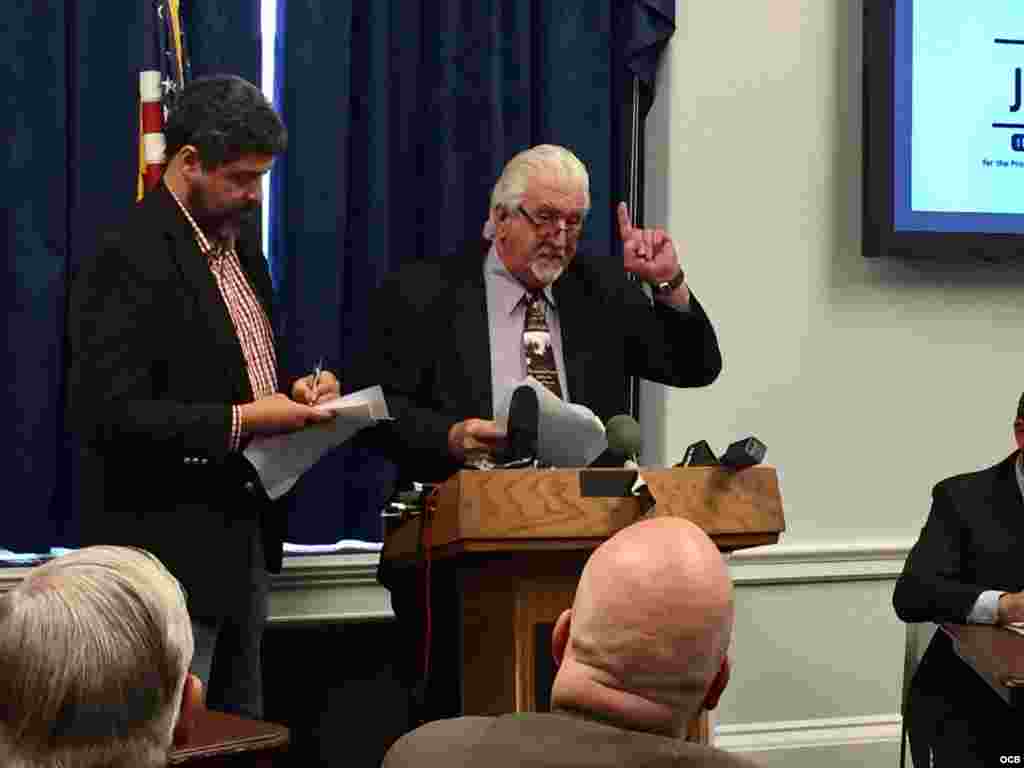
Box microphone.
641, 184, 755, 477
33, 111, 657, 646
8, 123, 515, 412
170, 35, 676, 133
676, 436, 767, 469
606, 414, 643, 469
505, 385, 539, 463
719, 436, 767, 469
678, 440, 720, 467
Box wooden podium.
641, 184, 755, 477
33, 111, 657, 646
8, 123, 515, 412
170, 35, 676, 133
382, 465, 785, 738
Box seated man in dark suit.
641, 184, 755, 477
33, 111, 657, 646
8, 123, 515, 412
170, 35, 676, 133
382, 517, 756, 768
0, 546, 203, 768
893, 393, 1024, 766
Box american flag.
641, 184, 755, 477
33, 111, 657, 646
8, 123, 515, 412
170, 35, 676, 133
138, 0, 190, 200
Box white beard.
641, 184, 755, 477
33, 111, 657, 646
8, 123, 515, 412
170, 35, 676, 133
530, 258, 564, 286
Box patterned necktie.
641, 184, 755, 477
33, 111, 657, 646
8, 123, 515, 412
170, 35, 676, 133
523, 292, 563, 399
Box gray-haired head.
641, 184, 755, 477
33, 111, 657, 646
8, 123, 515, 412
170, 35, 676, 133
484, 145, 591, 239
0, 546, 193, 768
164, 74, 287, 170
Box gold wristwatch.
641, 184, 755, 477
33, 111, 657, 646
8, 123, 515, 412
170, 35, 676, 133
651, 268, 685, 296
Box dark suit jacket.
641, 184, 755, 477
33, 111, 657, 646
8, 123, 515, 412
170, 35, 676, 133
382, 712, 758, 768
357, 241, 722, 485
362, 242, 722, 718
893, 452, 1024, 762
67, 183, 286, 620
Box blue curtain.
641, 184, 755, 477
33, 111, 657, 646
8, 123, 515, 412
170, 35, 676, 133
5, 2, 63, 553
184, 3, 261, 83
274, 0, 676, 543
2, 0, 673, 551
3, 1, 260, 553
627, 0, 677, 114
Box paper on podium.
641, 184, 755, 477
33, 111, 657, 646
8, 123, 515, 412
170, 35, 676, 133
244, 385, 391, 500
495, 377, 607, 467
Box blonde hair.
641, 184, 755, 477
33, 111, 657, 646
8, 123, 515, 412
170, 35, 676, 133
0, 546, 193, 768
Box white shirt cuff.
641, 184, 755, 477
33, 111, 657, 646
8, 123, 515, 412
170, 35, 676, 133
967, 590, 1006, 624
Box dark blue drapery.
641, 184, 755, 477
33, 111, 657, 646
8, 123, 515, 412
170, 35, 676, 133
4, 0, 675, 551
4, 1, 261, 553
627, 0, 677, 106
274, 0, 676, 543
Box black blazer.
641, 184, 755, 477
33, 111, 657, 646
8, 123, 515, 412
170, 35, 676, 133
893, 453, 1024, 758
67, 183, 285, 620
355, 241, 722, 484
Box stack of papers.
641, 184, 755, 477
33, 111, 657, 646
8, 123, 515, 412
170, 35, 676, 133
244, 385, 391, 500
494, 377, 607, 467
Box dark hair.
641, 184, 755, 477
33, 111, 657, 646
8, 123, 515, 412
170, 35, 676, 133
164, 74, 287, 169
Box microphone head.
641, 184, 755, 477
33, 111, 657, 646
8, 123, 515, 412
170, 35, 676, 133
506, 385, 539, 461
606, 414, 643, 463
678, 439, 720, 467
720, 436, 767, 469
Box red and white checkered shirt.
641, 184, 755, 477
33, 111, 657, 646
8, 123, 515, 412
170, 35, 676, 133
166, 183, 278, 451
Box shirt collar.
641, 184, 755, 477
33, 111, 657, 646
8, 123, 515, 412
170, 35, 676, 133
484, 244, 556, 316
164, 181, 226, 261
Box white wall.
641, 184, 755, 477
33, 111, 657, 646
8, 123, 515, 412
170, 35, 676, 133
642, 1, 1024, 763
644, 0, 1024, 542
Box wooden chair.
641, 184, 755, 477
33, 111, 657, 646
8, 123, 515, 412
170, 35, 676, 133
899, 622, 936, 768
169, 709, 289, 767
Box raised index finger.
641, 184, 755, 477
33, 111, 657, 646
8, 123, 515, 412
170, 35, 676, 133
617, 202, 634, 239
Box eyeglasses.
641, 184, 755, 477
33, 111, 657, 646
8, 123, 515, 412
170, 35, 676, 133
517, 205, 585, 237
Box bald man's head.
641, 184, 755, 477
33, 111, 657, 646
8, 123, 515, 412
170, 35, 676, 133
550, 518, 734, 736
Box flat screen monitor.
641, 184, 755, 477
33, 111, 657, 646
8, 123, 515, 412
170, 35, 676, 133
863, 1, 1024, 259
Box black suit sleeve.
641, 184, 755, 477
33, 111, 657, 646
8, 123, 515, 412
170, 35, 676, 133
893, 480, 991, 624
348, 262, 465, 482
68, 231, 232, 461
620, 282, 722, 388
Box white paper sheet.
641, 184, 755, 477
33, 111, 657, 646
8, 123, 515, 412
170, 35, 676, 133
244, 385, 391, 500
494, 377, 607, 467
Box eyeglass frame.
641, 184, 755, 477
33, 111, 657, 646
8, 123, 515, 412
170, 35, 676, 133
516, 204, 586, 237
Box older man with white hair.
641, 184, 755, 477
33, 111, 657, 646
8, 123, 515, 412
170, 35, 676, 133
363, 143, 723, 723
382, 518, 755, 768
361, 143, 721, 481
0, 546, 202, 768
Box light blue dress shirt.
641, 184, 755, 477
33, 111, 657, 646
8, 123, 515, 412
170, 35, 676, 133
483, 245, 569, 417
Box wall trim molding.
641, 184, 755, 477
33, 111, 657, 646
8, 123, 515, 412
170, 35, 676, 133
268, 553, 392, 625
274, 552, 381, 590
728, 541, 913, 585
717, 713, 902, 752
0, 541, 916, 621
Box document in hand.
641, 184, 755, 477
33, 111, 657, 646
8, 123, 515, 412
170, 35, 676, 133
244, 385, 391, 500
494, 377, 607, 467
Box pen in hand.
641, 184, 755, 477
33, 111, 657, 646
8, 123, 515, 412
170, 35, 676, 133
310, 357, 323, 404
